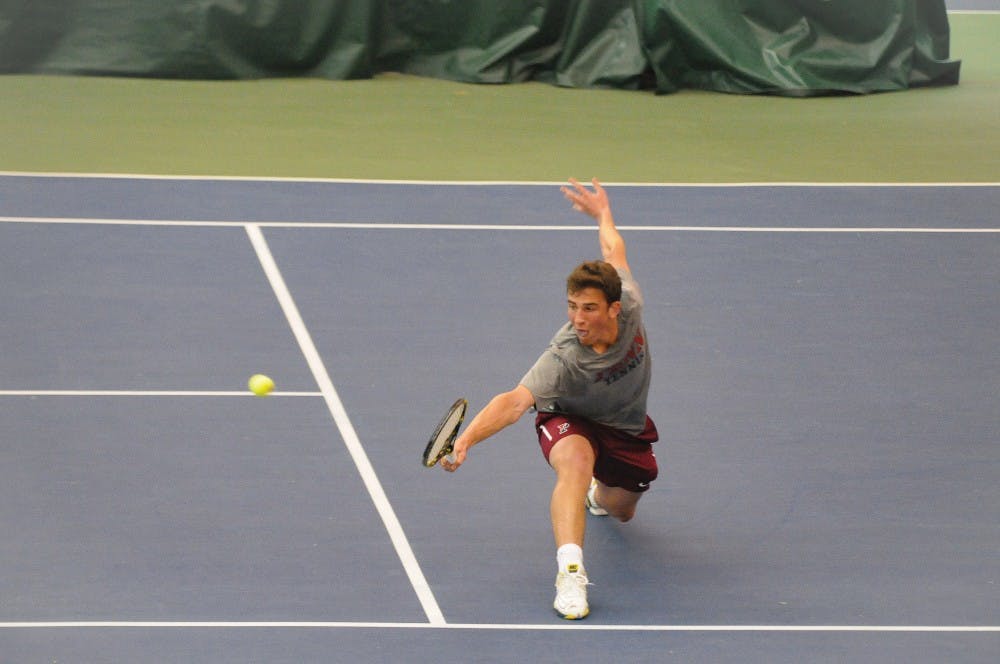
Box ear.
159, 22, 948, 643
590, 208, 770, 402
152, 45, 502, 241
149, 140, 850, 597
608, 300, 622, 318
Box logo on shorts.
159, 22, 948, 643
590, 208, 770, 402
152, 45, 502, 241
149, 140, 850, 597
558, 423, 571, 435
638, 482, 649, 488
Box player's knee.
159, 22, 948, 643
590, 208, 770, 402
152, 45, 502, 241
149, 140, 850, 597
611, 507, 636, 523
601, 486, 640, 522
549, 436, 596, 477
566, 453, 594, 477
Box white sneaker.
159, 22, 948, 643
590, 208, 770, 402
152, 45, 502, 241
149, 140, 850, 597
553, 564, 590, 620
585, 478, 608, 516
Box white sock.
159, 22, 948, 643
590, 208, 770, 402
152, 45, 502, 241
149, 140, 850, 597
556, 543, 584, 573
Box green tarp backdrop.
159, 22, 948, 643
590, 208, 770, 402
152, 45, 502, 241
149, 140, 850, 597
0, 0, 961, 95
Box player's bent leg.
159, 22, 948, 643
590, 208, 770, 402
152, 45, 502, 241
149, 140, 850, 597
593, 481, 643, 523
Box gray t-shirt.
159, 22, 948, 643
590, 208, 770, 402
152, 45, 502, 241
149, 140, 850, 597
519, 269, 651, 434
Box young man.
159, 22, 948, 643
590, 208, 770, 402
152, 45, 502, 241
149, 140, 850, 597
440, 177, 658, 620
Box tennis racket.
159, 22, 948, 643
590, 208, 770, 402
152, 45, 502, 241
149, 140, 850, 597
422, 398, 468, 468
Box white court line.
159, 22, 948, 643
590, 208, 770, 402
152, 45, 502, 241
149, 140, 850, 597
243, 224, 446, 627
0, 390, 320, 397
0, 216, 245, 227
1, 217, 997, 233
0, 621, 995, 632
255, 224, 1000, 233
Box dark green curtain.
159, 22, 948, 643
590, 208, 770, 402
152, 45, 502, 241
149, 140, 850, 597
636, 0, 962, 95
0, 0, 961, 95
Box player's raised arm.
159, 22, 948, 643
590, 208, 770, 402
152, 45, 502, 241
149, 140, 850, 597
561, 178, 629, 273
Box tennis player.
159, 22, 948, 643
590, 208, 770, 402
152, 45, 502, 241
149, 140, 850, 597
441, 177, 658, 620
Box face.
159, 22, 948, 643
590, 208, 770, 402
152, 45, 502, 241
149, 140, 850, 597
567, 287, 621, 351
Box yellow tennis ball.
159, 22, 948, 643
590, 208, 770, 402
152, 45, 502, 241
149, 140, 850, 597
248, 374, 275, 397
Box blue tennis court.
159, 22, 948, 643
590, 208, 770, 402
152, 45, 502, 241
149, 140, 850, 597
0, 175, 997, 662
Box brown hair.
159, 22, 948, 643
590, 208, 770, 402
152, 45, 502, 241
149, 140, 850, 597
566, 261, 622, 304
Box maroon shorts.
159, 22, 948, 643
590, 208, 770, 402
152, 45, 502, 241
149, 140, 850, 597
534, 412, 659, 493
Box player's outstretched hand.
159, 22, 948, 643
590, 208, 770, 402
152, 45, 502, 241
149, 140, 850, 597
561, 178, 609, 220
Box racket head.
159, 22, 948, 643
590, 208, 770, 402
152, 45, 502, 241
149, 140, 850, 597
422, 398, 468, 468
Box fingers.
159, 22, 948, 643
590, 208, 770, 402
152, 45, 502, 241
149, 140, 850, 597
560, 191, 582, 213
440, 447, 465, 472
563, 177, 604, 217
563, 178, 601, 201
561, 180, 587, 205
564, 177, 589, 198
568, 177, 600, 191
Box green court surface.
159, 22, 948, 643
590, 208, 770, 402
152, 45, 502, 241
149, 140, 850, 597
1, 14, 997, 183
